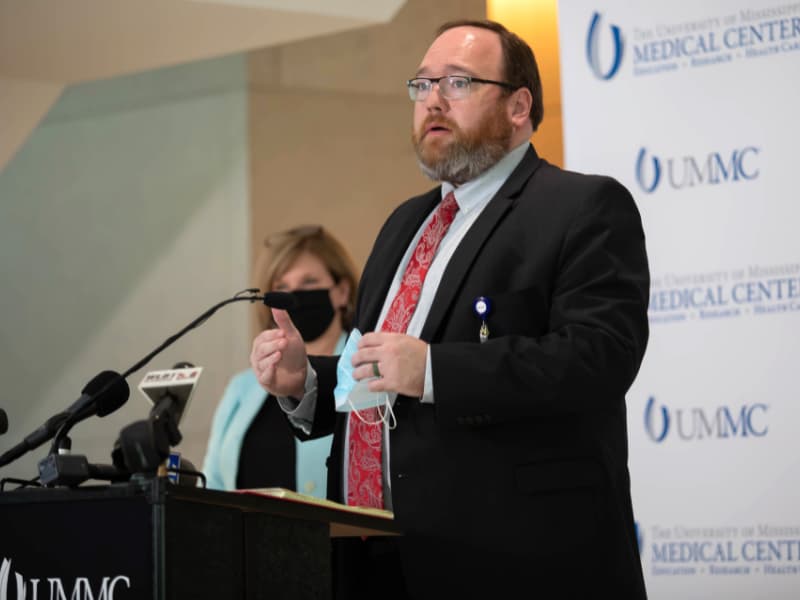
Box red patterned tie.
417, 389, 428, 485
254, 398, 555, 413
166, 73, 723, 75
347, 191, 459, 508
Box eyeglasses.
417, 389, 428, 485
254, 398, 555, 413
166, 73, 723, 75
263, 225, 323, 248
406, 75, 517, 102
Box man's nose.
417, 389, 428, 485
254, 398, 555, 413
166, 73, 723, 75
423, 82, 447, 110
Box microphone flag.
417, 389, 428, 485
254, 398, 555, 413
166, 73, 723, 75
137, 366, 203, 425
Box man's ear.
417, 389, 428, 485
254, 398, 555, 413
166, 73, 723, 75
508, 87, 533, 128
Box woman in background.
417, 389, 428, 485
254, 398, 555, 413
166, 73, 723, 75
202, 225, 359, 496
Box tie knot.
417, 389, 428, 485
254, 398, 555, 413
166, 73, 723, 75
439, 191, 459, 222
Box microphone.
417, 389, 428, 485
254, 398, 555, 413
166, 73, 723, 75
35, 373, 129, 485
262, 291, 297, 310
1, 288, 279, 471
48, 371, 130, 455
86, 462, 130, 482
0, 372, 129, 468
138, 362, 203, 426
116, 288, 286, 383
112, 362, 202, 476
67, 370, 130, 422
0, 409, 7, 435
38, 453, 130, 487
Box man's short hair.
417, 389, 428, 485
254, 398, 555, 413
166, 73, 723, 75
436, 19, 544, 131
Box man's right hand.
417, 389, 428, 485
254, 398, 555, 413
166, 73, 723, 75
250, 308, 308, 399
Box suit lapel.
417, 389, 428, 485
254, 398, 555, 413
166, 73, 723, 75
419, 146, 543, 341
359, 188, 441, 330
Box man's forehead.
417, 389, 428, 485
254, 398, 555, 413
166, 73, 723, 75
417, 26, 502, 75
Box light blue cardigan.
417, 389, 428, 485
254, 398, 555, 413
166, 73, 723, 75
201, 333, 345, 495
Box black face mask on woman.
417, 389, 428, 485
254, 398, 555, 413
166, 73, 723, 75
287, 289, 336, 342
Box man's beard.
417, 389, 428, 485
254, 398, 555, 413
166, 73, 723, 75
412, 104, 513, 185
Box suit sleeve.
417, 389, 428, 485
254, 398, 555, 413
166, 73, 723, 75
288, 354, 340, 440
431, 177, 649, 425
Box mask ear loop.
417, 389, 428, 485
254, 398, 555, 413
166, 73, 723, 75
348, 393, 396, 429
377, 393, 396, 430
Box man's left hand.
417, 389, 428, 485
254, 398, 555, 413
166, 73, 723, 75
352, 332, 428, 398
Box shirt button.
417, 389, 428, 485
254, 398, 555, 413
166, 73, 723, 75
303, 480, 316, 494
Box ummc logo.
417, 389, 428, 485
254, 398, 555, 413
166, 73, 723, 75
643, 396, 670, 442
635, 146, 760, 193
0, 558, 130, 600
586, 12, 625, 80
635, 148, 662, 194
644, 396, 768, 443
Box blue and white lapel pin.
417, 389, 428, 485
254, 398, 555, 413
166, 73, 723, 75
473, 296, 492, 343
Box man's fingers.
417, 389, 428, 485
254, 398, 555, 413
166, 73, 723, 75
352, 362, 381, 381
351, 347, 379, 368
252, 334, 286, 363
367, 377, 388, 393
358, 331, 387, 348
272, 308, 299, 335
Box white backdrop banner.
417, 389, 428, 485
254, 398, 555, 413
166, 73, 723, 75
557, 1, 800, 598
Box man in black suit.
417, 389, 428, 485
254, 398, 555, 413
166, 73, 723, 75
251, 19, 649, 599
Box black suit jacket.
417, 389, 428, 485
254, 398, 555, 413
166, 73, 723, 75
307, 145, 649, 598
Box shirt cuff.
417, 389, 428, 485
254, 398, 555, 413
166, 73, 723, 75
420, 345, 434, 404
276, 360, 318, 435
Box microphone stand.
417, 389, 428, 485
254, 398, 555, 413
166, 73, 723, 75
119, 289, 265, 381
47, 289, 264, 454
32, 289, 268, 487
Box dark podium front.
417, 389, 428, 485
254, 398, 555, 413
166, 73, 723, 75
0, 477, 399, 599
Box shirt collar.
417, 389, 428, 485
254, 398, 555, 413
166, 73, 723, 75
441, 141, 530, 213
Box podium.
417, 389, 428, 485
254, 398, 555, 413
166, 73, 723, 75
0, 477, 400, 599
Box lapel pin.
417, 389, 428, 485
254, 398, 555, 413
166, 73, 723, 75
473, 296, 492, 343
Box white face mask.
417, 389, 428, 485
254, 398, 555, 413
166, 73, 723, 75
334, 329, 396, 428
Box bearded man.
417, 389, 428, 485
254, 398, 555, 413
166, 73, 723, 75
251, 19, 650, 600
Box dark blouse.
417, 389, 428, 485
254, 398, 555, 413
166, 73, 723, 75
235, 395, 297, 490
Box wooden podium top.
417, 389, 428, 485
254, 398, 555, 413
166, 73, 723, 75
235, 487, 397, 538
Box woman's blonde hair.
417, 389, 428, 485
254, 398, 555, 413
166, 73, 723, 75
252, 225, 359, 331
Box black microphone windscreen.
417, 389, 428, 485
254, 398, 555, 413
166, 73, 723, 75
90, 371, 130, 417
0, 408, 7, 435
263, 291, 297, 310
82, 370, 118, 395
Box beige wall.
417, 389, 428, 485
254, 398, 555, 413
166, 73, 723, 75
0, 77, 63, 171
247, 0, 485, 335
